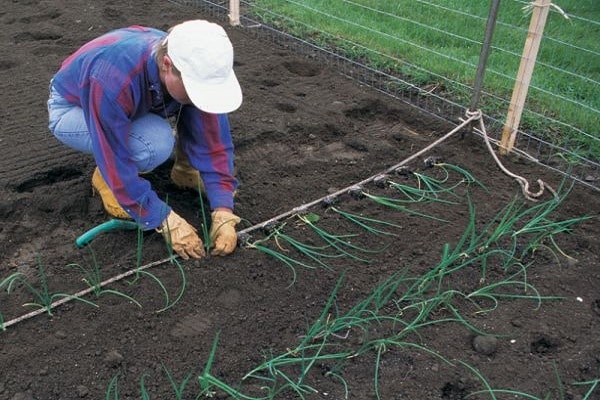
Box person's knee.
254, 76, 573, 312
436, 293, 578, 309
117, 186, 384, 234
130, 113, 175, 172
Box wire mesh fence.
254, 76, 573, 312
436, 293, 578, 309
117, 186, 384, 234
169, 0, 600, 191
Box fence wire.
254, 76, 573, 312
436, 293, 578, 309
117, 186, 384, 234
169, 0, 600, 192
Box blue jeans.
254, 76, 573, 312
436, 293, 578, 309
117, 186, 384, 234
47, 83, 175, 172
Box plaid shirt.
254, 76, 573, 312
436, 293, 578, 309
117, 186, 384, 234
51, 26, 237, 230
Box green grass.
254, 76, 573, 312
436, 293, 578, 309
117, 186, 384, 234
247, 0, 600, 159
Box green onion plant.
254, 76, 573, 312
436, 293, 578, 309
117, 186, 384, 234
361, 191, 450, 222
197, 187, 212, 255
162, 364, 196, 400
331, 206, 401, 236
105, 375, 119, 400
19, 259, 97, 316
573, 378, 600, 400
68, 248, 142, 308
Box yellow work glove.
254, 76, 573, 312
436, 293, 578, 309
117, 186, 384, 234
157, 210, 205, 260
210, 210, 241, 256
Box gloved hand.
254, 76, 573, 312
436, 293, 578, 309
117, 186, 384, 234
157, 210, 205, 260
210, 209, 241, 256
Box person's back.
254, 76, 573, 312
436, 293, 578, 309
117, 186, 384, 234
52, 26, 162, 113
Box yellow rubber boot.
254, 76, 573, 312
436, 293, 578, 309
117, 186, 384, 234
170, 145, 205, 192
91, 167, 132, 220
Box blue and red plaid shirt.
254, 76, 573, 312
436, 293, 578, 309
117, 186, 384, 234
51, 26, 238, 230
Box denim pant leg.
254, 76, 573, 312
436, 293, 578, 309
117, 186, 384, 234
48, 86, 174, 172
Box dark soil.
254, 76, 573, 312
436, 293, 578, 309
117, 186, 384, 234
1, 1, 599, 399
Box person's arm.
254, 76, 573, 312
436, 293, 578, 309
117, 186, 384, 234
178, 107, 238, 211
83, 74, 170, 230
178, 107, 240, 256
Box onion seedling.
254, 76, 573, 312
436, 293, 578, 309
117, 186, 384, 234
197, 330, 268, 399
0, 272, 23, 293
196, 188, 212, 254
573, 378, 600, 400
361, 191, 450, 222
161, 364, 195, 400
105, 374, 119, 400
1, 273, 23, 329
139, 373, 151, 400
331, 206, 401, 236
387, 179, 458, 204
272, 230, 340, 271
433, 162, 486, 188
297, 213, 384, 263
247, 225, 317, 286
68, 247, 141, 308
20, 259, 97, 316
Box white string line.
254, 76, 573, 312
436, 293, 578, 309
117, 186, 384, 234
3, 111, 483, 330
237, 111, 482, 236
2, 256, 177, 329
467, 110, 557, 201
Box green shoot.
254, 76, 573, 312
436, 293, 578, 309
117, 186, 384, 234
162, 364, 196, 400
196, 330, 267, 399
272, 230, 339, 270
0, 272, 23, 293
362, 191, 449, 222
247, 224, 325, 285
140, 373, 151, 400
458, 359, 498, 400
466, 389, 543, 399
573, 378, 599, 400
434, 162, 487, 189
68, 247, 141, 308
297, 213, 383, 263
124, 253, 187, 313
105, 375, 119, 400
197, 185, 212, 254
553, 362, 566, 400
155, 256, 188, 313
20, 259, 97, 316
331, 206, 401, 236
135, 223, 144, 269
387, 179, 458, 204
373, 341, 384, 400
323, 369, 349, 400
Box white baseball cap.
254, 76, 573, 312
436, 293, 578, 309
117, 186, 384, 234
166, 20, 242, 114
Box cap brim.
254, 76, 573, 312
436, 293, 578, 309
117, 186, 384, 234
181, 70, 242, 114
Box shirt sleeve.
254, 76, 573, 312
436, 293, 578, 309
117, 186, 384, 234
83, 72, 171, 230
178, 107, 238, 211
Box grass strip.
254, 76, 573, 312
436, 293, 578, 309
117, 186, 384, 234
248, 0, 600, 158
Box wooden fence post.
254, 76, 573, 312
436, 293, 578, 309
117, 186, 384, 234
499, 0, 551, 155
229, 0, 240, 26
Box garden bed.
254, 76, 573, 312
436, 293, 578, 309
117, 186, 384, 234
0, 1, 598, 399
